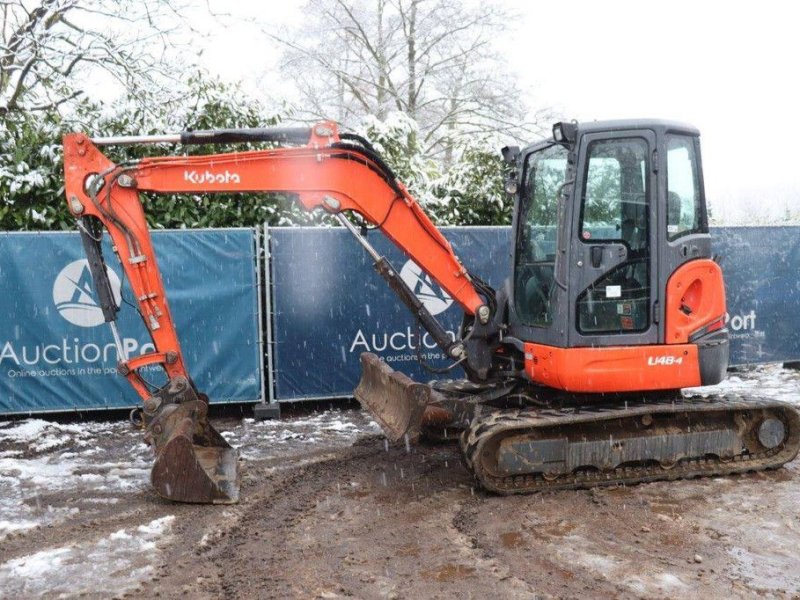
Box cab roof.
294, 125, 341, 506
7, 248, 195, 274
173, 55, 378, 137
576, 119, 700, 137
518, 119, 700, 157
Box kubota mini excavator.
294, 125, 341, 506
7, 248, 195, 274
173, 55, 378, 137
62, 119, 800, 503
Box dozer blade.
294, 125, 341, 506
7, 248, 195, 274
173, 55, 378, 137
354, 352, 441, 442
143, 377, 240, 504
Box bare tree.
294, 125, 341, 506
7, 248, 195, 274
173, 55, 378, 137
0, 0, 195, 117
270, 0, 549, 157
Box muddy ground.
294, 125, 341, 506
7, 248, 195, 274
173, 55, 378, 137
1, 366, 800, 599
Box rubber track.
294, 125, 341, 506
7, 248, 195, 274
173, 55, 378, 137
460, 395, 800, 494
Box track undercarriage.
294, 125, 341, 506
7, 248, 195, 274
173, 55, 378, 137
355, 352, 800, 493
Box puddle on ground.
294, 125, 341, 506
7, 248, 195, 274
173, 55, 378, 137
648, 499, 683, 517
500, 531, 523, 548
602, 485, 635, 498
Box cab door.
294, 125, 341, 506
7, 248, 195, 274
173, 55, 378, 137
568, 130, 659, 347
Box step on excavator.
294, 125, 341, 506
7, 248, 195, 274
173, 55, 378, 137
62, 119, 800, 503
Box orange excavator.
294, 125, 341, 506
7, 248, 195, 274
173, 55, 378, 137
62, 120, 800, 503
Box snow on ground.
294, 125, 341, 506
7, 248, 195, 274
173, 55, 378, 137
0, 408, 378, 597
0, 409, 377, 539
553, 533, 692, 596
0, 516, 175, 598
0, 369, 797, 597
545, 364, 800, 596
0, 419, 151, 541
543, 358, 800, 597
686, 363, 800, 405
229, 409, 381, 461
0, 367, 791, 543
532, 462, 800, 597
688, 465, 800, 594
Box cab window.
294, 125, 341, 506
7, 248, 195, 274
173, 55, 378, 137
666, 135, 705, 240
580, 138, 648, 250
513, 144, 568, 326
577, 137, 650, 335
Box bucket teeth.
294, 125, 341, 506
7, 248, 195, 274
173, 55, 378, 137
143, 377, 240, 504
354, 352, 440, 442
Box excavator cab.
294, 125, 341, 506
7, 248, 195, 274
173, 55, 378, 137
507, 120, 728, 392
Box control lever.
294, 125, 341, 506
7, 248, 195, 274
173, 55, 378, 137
591, 246, 604, 269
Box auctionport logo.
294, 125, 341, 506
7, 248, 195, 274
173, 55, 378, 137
399, 259, 453, 316
348, 259, 456, 357
52, 260, 122, 328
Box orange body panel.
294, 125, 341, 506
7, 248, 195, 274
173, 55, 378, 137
62, 123, 484, 401
523, 343, 701, 393
664, 259, 726, 344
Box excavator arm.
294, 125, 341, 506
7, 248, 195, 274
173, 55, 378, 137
62, 122, 497, 504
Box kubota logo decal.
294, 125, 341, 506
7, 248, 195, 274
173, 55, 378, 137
399, 259, 453, 316
183, 170, 241, 184
52, 260, 122, 328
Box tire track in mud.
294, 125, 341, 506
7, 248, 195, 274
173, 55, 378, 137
188, 440, 388, 599
114, 438, 381, 598
451, 494, 630, 599
452, 481, 761, 600
145, 437, 492, 599
177, 436, 577, 599
441, 497, 540, 598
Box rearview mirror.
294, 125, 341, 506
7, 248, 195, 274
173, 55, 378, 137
501, 145, 520, 165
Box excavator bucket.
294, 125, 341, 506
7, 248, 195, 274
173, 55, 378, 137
354, 352, 436, 442
143, 378, 240, 504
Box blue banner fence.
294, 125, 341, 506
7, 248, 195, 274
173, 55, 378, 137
268, 226, 800, 401
0, 225, 796, 414
0, 228, 263, 414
